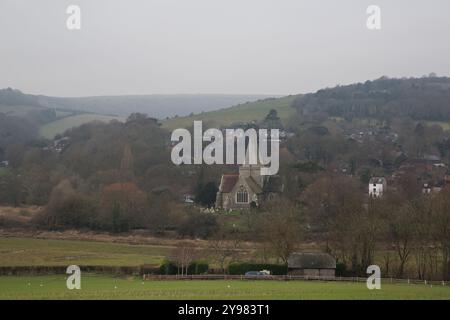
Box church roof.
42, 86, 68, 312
219, 174, 239, 193
245, 177, 263, 194
369, 177, 386, 184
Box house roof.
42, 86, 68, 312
423, 154, 441, 162
219, 173, 283, 195
219, 174, 239, 193
288, 252, 336, 269
369, 177, 386, 184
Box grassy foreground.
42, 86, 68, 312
0, 237, 170, 267
0, 275, 449, 300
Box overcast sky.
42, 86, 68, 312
1, 0, 450, 97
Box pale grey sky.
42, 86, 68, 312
1, 0, 449, 97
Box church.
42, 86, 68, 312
215, 161, 283, 210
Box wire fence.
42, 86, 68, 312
1, 265, 447, 286
142, 274, 449, 286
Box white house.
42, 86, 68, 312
369, 177, 387, 197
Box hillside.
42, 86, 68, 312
39, 114, 125, 139
0, 88, 120, 139
292, 76, 450, 122
1, 88, 272, 138
162, 95, 298, 130
38, 94, 274, 118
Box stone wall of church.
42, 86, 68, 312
216, 189, 261, 210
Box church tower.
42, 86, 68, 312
239, 143, 264, 188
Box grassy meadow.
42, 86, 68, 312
40, 114, 124, 139
0, 168, 9, 176
0, 237, 449, 299
38, 95, 296, 138
161, 96, 298, 130
0, 237, 170, 267
0, 275, 448, 300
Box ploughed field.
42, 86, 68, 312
0, 275, 448, 300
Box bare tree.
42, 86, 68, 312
209, 231, 241, 273
170, 243, 198, 275
411, 196, 433, 280
430, 190, 450, 280
259, 199, 304, 264
389, 202, 416, 278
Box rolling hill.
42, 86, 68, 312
38, 94, 275, 118
1, 88, 272, 139
162, 95, 299, 130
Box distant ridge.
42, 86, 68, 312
0, 88, 274, 119
0, 88, 276, 138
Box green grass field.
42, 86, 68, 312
40, 114, 124, 139
162, 96, 298, 130
0, 167, 9, 176
0, 237, 170, 267
0, 275, 448, 300
1, 237, 449, 299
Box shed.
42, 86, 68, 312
287, 252, 336, 277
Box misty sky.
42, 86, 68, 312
1, 0, 450, 97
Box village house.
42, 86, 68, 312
369, 177, 387, 197
392, 156, 448, 195
287, 252, 336, 277
422, 181, 445, 194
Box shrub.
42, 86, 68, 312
159, 260, 209, 275
187, 261, 209, 275
335, 262, 365, 277
195, 182, 218, 207
158, 260, 178, 275
335, 262, 347, 277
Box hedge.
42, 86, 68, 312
158, 260, 209, 275
0, 265, 143, 276
188, 262, 209, 275
228, 263, 287, 275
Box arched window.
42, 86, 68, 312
236, 186, 249, 203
